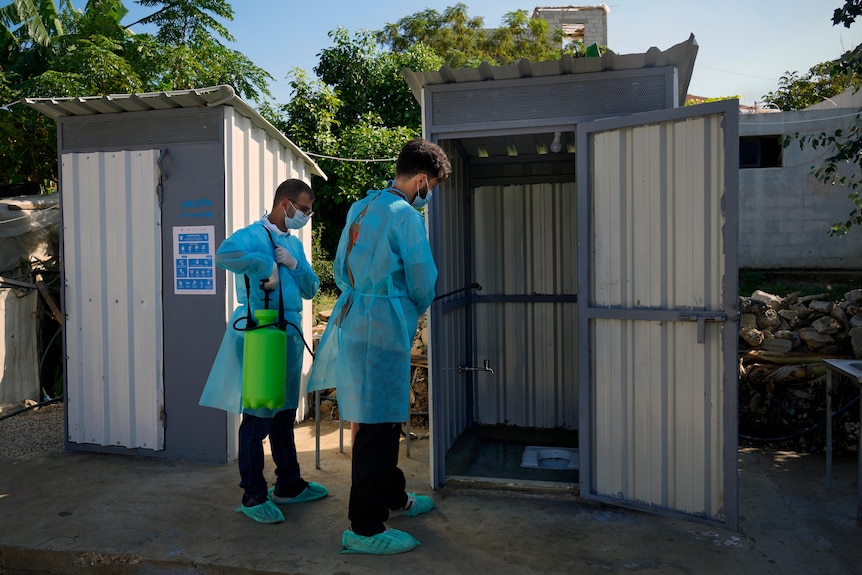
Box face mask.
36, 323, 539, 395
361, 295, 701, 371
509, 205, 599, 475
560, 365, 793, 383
285, 211, 310, 229
411, 178, 432, 209
284, 199, 312, 229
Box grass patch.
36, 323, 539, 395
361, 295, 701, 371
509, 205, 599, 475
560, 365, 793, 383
313, 287, 339, 316
739, 269, 860, 300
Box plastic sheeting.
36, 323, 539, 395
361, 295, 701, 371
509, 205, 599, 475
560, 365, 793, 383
0, 194, 60, 274
0, 193, 59, 409
0, 289, 40, 408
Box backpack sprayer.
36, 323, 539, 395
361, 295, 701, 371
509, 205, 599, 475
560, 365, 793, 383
233, 276, 288, 410
231, 225, 315, 411
231, 213, 481, 411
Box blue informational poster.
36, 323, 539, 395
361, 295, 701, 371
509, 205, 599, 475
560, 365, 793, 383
173, 225, 216, 295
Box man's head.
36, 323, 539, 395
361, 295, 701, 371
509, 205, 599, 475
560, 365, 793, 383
271, 179, 315, 231
394, 138, 451, 206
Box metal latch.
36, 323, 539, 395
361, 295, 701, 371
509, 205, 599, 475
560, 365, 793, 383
678, 312, 727, 344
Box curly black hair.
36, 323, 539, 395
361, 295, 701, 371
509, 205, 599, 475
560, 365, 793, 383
395, 138, 451, 182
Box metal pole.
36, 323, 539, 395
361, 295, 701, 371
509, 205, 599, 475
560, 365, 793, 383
857, 386, 861, 524
826, 369, 832, 489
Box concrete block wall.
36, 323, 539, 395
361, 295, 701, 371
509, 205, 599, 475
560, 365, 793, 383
533, 5, 610, 48
739, 109, 862, 270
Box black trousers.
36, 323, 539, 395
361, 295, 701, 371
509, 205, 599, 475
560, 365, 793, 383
349, 422, 409, 536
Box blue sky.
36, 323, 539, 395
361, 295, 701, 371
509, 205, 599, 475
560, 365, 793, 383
74, 1, 862, 108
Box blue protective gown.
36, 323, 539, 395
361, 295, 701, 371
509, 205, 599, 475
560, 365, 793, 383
307, 188, 437, 423
199, 217, 319, 417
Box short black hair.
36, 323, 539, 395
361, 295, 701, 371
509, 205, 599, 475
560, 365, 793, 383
274, 179, 314, 203
395, 138, 451, 182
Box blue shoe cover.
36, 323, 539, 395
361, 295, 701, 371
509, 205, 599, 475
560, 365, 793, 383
390, 493, 435, 518
340, 528, 419, 555
235, 500, 284, 524
268, 481, 329, 505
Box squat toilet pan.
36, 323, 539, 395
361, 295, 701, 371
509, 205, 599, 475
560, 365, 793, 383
520, 446, 580, 470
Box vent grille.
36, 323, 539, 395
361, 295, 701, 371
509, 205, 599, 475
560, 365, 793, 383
431, 72, 670, 128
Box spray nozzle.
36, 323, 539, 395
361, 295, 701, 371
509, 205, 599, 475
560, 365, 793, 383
259, 278, 274, 309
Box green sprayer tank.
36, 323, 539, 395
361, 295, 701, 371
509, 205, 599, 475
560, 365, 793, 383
242, 309, 286, 410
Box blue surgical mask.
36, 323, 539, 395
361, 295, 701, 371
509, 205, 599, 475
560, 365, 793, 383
411, 179, 431, 209
284, 199, 312, 229
285, 211, 310, 229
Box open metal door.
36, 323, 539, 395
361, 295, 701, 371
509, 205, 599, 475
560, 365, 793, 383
576, 101, 739, 529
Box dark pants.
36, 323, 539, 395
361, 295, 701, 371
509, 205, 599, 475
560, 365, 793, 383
238, 409, 302, 507
349, 422, 409, 536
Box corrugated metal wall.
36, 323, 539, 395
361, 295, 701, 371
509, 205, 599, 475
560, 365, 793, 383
586, 112, 729, 521
430, 139, 470, 476
223, 108, 316, 420
62, 150, 164, 450
473, 182, 578, 428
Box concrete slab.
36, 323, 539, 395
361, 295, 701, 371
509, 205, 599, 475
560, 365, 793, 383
1, 420, 859, 574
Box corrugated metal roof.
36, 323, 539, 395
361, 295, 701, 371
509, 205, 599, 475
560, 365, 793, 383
22, 84, 325, 178
402, 34, 698, 106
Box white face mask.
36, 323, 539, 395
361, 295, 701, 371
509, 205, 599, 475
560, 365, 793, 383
411, 178, 432, 209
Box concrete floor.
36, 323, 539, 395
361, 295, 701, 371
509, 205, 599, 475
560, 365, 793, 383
0, 420, 860, 575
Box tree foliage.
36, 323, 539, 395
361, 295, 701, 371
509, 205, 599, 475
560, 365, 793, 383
376, 3, 583, 68
761, 59, 858, 111
260, 28, 440, 259
133, 0, 271, 97
770, 1, 862, 236
268, 5, 587, 260
0, 0, 273, 188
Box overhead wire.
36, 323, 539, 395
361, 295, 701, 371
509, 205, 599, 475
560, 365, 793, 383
305, 151, 397, 163
0, 203, 60, 227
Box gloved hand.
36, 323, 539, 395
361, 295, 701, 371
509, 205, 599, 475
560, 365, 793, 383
275, 246, 297, 270
263, 263, 279, 289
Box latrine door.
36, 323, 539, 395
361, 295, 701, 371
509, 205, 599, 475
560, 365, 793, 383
62, 150, 165, 452
576, 101, 740, 529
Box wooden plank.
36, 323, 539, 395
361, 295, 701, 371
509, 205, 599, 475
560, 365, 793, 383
35, 280, 63, 325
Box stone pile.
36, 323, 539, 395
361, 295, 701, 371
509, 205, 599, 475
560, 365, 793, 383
738, 289, 862, 452
739, 288, 862, 356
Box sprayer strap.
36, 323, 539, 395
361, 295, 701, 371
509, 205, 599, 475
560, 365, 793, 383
242, 274, 255, 329
259, 223, 287, 330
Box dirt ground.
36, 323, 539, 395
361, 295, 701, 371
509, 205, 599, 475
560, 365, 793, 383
0, 415, 860, 575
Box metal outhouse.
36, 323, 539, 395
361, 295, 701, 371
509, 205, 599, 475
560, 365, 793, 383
405, 36, 741, 529
25, 85, 325, 463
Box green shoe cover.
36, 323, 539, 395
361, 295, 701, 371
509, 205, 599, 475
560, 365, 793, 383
235, 500, 284, 524
390, 493, 435, 518
268, 481, 329, 505
340, 528, 419, 555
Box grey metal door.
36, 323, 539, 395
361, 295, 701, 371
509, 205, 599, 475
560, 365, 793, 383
576, 100, 739, 529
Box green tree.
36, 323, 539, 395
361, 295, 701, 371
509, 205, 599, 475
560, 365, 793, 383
0, 0, 64, 48
0, 0, 72, 187
761, 60, 857, 111
133, 0, 271, 101
261, 30, 440, 260
773, 0, 862, 236
0, 0, 273, 187
377, 3, 580, 68
268, 5, 586, 261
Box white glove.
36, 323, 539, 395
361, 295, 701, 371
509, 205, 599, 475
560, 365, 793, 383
263, 263, 279, 289
275, 246, 297, 270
